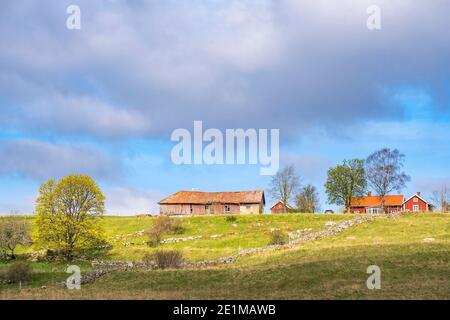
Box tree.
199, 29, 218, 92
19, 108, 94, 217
295, 184, 320, 213
269, 165, 301, 213
365, 148, 410, 211
325, 159, 367, 213
431, 184, 449, 212
0, 217, 31, 259
34, 174, 106, 261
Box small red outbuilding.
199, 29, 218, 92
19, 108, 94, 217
402, 192, 429, 212
270, 201, 294, 213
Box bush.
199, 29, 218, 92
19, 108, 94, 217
152, 250, 184, 269
142, 253, 154, 266
5, 261, 33, 283
269, 230, 288, 245
224, 215, 237, 223
145, 216, 184, 247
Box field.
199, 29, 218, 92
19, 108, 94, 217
1, 213, 449, 299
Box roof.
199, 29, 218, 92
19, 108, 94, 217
350, 194, 404, 207
159, 190, 265, 205
270, 201, 294, 210
403, 193, 428, 204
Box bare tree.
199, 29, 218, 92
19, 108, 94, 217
430, 184, 449, 212
269, 165, 301, 213
365, 148, 410, 212
296, 184, 320, 213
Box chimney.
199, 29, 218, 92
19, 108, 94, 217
368, 191, 372, 196
417, 192, 421, 196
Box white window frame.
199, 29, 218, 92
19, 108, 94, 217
413, 204, 419, 212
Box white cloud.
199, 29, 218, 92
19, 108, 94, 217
0, 139, 120, 181
104, 186, 161, 216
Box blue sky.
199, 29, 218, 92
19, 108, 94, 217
0, 0, 449, 214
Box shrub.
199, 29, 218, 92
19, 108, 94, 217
0, 217, 32, 259
152, 250, 184, 269
269, 230, 288, 245
142, 253, 154, 266
224, 215, 237, 223
5, 261, 33, 283
145, 216, 184, 247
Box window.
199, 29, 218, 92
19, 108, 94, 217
224, 205, 231, 213
413, 205, 419, 212
189, 205, 193, 214
413, 197, 418, 203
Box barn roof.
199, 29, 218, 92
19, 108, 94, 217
350, 194, 404, 207
159, 190, 265, 205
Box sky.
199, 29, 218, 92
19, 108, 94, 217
0, 0, 449, 214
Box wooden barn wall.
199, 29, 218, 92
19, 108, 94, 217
160, 202, 263, 215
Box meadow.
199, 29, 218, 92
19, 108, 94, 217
1, 213, 449, 299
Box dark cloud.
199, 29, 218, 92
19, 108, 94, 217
0, 139, 120, 181
0, 0, 449, 140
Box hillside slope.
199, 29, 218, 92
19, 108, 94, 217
1, 213, 449, 299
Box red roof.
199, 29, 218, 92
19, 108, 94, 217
270, 201, 293, 210
159, 190, 265, 205
350, 194, 404, 207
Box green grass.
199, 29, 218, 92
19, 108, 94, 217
1, 213, 449, 299
70, 213, 349, 262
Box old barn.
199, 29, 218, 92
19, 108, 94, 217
158, 190, 265, 216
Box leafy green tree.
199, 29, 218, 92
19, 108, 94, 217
325, 159, 367, 213
0, 217, 32, 259
34, 174, 105, 261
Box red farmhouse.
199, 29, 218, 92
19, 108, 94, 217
350, 192, 429, 214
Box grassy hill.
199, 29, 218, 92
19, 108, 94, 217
1, 213, 449, 299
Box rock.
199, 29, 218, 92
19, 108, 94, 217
325, 221, 336, 227
423, 237, 435, 242
161, 235, 202, 244
29, 249, 48, 262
